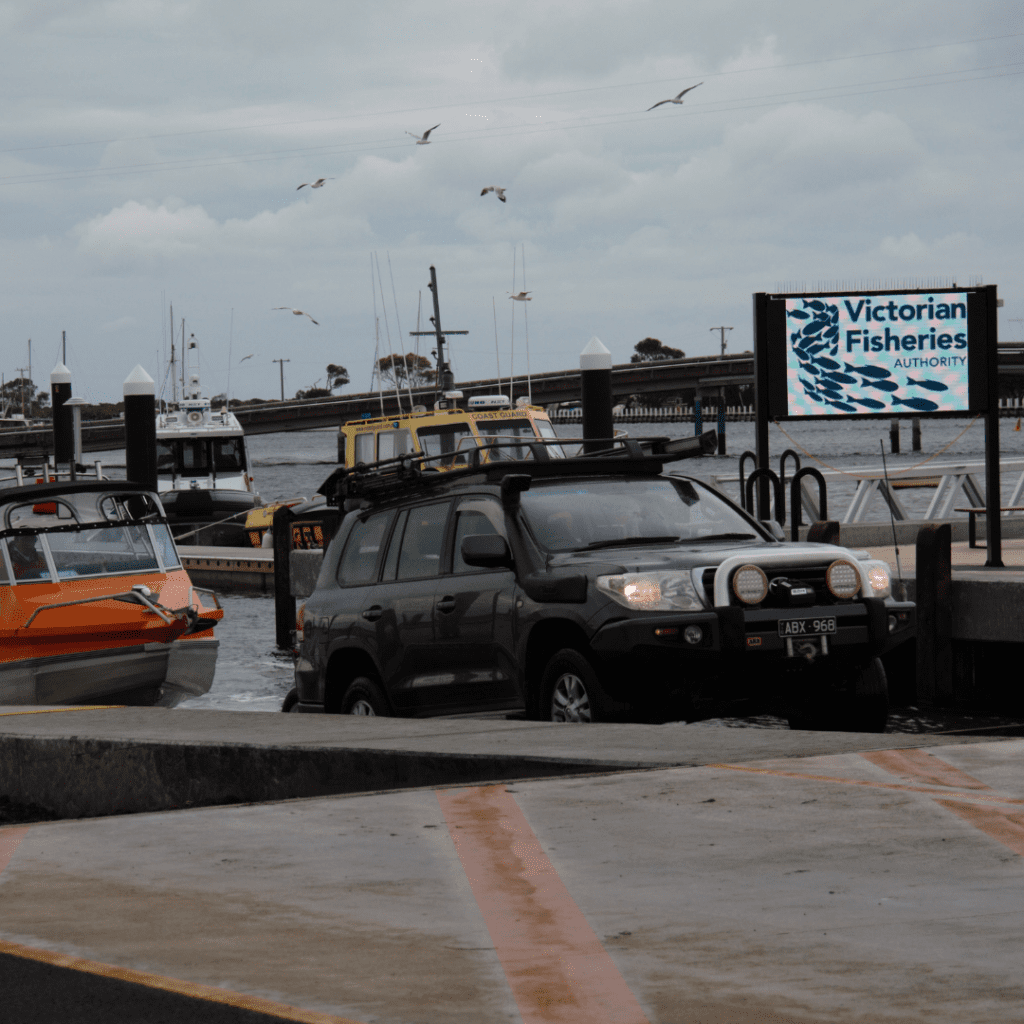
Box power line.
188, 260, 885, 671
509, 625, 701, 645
1, 30, 1021, 158
3, 64, 1022, 190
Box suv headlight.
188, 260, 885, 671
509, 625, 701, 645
858, 559, 892, 600
596, 572, 705, 612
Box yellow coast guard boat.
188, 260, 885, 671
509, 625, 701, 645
337, 394, 564, 468
243, 394, 564, 547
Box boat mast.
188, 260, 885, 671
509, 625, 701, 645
169, 303, 177, 406
409, 266, 467, 405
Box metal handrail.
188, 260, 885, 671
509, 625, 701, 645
790, 467, 828, 542
21, 585, 179, 628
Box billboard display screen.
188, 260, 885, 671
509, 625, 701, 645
785, 291, 969, 417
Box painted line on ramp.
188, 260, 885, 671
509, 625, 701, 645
437, 783, 649, 1024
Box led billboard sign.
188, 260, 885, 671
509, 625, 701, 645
759, 287, 994, 420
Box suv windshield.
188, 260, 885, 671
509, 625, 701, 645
521, 477, 757, 552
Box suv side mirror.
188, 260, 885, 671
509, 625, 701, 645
762, 519, 786, 542
461, 534, 513, 569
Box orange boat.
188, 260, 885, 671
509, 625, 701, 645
1, 481, 223, 707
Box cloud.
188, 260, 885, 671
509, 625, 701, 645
72, 196, 373, 268
98, 315, 138, 332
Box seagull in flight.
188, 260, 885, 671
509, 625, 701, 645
647, 82, 703, 111
297, 178, 333, 190
509, 291, 531, 301
481, 186, 507, 202
272, 308, 319, 325
407, 124, 440, 145
240, 353, 255, 362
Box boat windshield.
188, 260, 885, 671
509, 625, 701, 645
157, 438, 247, 477
477, 419, 540, 461
417, 423, 476, 466
520, 477, 758, 552
46, 524, 159, 578
1, 522, 181, 583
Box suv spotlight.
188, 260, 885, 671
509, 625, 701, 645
288, 434, 913, 730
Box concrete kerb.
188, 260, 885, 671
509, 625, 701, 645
0, 709, 1014, 822
0, 735, 606, 821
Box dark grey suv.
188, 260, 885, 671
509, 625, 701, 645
289, 440, 914, 730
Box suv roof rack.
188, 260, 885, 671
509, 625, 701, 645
317, 430, 718, 507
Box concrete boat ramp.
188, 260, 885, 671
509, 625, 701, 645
2, 707, 1024, 1023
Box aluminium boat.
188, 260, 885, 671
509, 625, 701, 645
0, 480, 223, 707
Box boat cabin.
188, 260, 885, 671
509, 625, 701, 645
337, 395, 564, 469
156, 398, 253, 493
1, 484, 181, 584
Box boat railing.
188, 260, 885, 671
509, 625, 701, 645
0, 461, 108, 489
21, 584, 184, 629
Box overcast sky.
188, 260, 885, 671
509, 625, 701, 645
1, 1, 1022, 404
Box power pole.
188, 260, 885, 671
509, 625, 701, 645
273, 358, 290, 401
710, 326, 733, 356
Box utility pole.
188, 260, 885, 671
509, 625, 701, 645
410, 265, 468, 403
273, 358, 290, 401
710, 326, 733, 356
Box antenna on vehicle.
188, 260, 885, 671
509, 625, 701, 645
879, 440, 906, 600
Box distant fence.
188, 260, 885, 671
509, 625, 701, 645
545, 398, 1024, 426
547, 405, 756, 425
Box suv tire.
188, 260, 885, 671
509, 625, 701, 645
542, 648, 610, 723
281, 687, 299, 713
787, 657, 889, 733
340, 677, 390, 716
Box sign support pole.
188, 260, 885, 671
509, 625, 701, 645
752, 292, 771, 518
983, 284, 1002, 567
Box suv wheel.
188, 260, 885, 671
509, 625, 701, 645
281, 687, 299, 713
787, 657, 889, 733
542, 648, 609, 723
340, 677, 390, 716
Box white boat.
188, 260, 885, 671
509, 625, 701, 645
156, 343, 262, 546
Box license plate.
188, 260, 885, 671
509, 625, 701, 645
778, 616, 836, 637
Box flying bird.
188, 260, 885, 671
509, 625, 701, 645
272, 308, 319, 325
240, 354, 255, 362
297, 178, 333, 190
509, 291, 532, 301
407, 124, 440, 144
481, 186, 507, 202
647, 82, 703, 111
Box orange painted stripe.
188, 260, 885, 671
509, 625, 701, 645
934, 800, 1024, 856
0, 705, 123, 717
0, 826, 30, 876
437, 784, 649, 1024
860, 748, 991, 790
0, 938, 364, 1024
709, 763, 1024, 806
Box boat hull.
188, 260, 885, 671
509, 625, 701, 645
160, 489, 262, 548
0, 637, 218, 708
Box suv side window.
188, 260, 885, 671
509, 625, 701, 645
396, 502, 449, 580
337, 510, 394, 586
381, 508, 408, 581
452, 497, 506, 574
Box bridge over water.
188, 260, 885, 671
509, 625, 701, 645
5, 345, 1024, 460
0, 353, 754, 458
